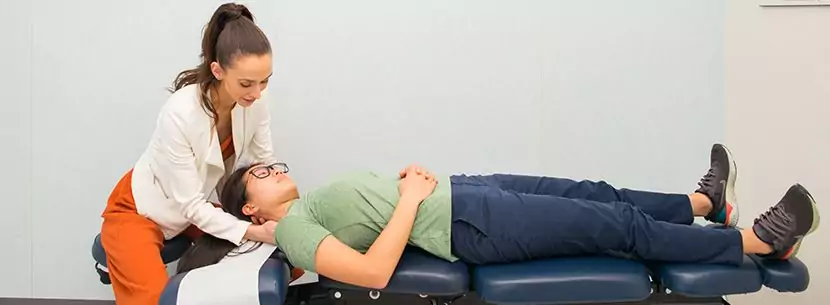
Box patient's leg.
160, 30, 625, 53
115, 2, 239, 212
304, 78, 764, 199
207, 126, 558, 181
450, 182, 816, 266
453, 173, 695, 225
452, 144, 737, 226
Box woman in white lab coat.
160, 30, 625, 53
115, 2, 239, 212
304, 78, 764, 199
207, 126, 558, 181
99, 3, 280, 304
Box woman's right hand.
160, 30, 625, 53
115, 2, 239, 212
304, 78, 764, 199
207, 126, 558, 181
251, 216, 268, 225
245, 221, 278, 245
398, 167, 438, 204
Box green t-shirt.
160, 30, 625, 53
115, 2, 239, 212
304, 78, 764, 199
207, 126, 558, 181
273, 171, 457, 272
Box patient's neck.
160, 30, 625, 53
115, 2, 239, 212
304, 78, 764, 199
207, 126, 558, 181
260, 200, 294, 222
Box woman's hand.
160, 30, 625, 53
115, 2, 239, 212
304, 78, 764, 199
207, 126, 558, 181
244, 221, 278, 245
398, 164, 436, 181
251, 216, 268, 225
260, 220, 278, 235
398, 168, 438, 204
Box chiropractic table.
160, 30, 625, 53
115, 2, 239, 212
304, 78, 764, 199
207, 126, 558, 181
90, 225, 810, 305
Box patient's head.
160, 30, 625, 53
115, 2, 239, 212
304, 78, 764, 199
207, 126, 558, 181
176, 162, 295, 275
220, 162, 299, 221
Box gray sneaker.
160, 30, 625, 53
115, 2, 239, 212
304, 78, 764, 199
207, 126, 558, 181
752, 183, 820, 259
695, 143, 739, 227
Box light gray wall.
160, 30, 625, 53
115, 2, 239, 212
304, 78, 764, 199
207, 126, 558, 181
1, 0, 34, 298
270, 0, 725, 193
27, 0, 240, 298
0, 0, 724, 300
725, 1, 830, 304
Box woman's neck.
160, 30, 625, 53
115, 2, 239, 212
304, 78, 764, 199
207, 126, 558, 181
210, 85, 235, 112
260, 200, 296, 222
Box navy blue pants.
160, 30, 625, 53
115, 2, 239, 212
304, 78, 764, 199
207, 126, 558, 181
449, 174, 744, 266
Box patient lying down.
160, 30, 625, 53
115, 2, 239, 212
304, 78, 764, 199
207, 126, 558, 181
177, 144, 820, 290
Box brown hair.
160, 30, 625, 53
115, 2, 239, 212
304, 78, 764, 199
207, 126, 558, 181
176, 163, 261, 274
169, 3, 272, 125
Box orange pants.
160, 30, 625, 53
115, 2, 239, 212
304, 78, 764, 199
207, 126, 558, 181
101, 169, 304, 304
100, 169, 186, 304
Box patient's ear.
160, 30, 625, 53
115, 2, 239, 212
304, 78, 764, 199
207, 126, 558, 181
242, 203, 260, 216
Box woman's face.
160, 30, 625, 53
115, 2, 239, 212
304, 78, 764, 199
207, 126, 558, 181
242, 163, 299, 217
212, 53, 272, 107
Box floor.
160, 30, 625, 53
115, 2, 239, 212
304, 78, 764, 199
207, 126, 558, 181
0, 299, 113, 305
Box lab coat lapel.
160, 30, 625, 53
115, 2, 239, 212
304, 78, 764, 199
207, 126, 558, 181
206, 105, 245, 170
205, 126, 225, 171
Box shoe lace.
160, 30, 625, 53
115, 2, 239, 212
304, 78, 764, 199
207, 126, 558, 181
755, 204, 786, 223
697, 166, 717, 190
754, 204, 793, 246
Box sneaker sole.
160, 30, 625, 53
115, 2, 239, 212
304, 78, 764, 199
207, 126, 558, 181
783, 184, 821, 259
804, 185, 820, 234
721, 144, 740, 227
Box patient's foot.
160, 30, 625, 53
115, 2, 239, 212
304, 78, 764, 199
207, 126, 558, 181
695, 143, 739, 227
752, 184, 820, 259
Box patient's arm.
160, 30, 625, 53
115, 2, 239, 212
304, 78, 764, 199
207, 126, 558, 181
314, 194, 422, 289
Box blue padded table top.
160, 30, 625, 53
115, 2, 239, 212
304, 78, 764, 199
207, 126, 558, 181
656, 223, 812, 295
748, 255, 810, 292
318, 247, 469, 296
474, 254, 810, 304
474, 256, 652, 305
654, 255, 763, 297
655, 254, 810, 297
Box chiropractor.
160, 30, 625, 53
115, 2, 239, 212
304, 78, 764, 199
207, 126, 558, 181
99, 3, 279, 304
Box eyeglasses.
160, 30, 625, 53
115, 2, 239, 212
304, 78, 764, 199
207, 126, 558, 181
249, 162, 289, 179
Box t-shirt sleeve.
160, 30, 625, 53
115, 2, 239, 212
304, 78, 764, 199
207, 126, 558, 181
274, 216, 332, 272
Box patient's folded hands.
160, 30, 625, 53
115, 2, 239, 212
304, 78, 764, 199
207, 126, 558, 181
398, 169, 438, 204
398, 163, 436, 181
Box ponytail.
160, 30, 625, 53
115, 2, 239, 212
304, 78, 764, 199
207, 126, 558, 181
170, 2, 271, 125
175, 163, 264, 274
176, 235, 238, 274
